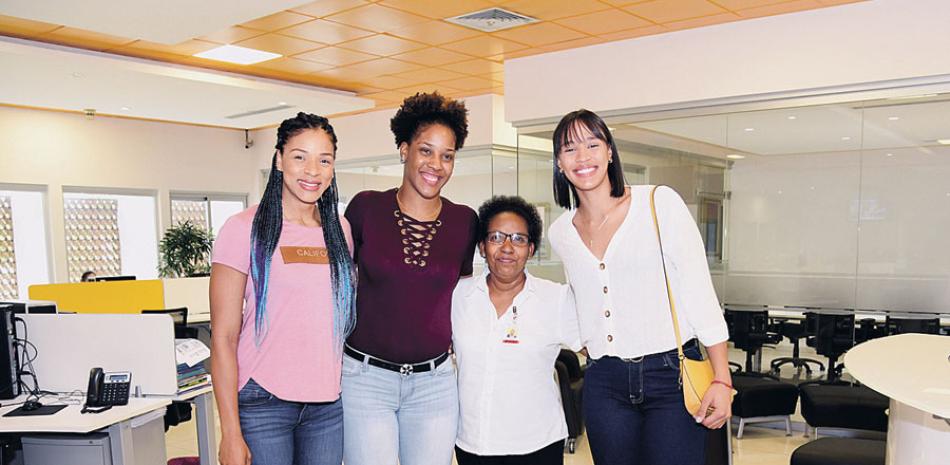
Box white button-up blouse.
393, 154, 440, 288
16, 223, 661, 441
451, 270, 581, 456
549, 185, 728, 360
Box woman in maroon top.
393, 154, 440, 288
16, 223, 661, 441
342, 92, 477, 465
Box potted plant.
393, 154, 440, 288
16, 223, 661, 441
159, 220, 214, 278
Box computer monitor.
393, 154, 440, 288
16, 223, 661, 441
0, 300, 57, 314
95, 275, 136, 282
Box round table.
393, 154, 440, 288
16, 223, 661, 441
844, 334, 950, 465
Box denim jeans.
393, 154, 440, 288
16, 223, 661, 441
341, 352, 458, 465
238, 379, 343, 465
583, 342, 707, 465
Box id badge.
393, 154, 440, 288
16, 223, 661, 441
502, 326, 519, 344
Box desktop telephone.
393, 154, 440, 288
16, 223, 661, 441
84, 367, 131, 410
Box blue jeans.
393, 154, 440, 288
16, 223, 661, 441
238, 379, 343, 465
341, 352, 458, 465
583, 343, 707, 465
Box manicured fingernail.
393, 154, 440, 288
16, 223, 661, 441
695, 417, 703, 423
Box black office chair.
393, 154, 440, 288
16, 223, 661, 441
769, 318, 825, 375
142, 307, 198, 339
804, 312, 855, 381
885, 315, 940, 335
725, 307, 781, 373
555, 349, 584, 453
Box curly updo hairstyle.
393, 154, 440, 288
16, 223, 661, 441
477, 195, 543, 255
390, 92, 469, 150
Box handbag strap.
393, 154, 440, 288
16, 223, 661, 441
649, 185, 687, 362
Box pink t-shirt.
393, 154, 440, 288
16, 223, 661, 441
211, 205, 352, 402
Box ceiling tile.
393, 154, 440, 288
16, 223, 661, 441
390, 47, 473, 66
290, 0, 373, 18
714, 0, 795, 9
495, 0, 613, 20
296, 46, 378, 66
444, 58, 504, 75
337, 34, 427, 56
255, 57, 336, 74
235, 33, 324, 56
491, 71, 504, 82
598, 24, 667, 41
440, 35, 529, 57
325, 4, 430, 33
377, 0, 495, 19
199, 26, 265, 44
358, 74, 419, 90
537, 36, 606, 53
389, 20, 483, 45
440, 76, 495, 91
362, 90, 412, 104
396, 83, 464, 96
43, 27, 136, 50
314, 66, 381, 82
280, 19, 374, 44
599, 0, 644, 5
663, 12, 741, 31
623, 0, 728, 23
493, 22, 588, 47
241, 11, 314, 32
815, 0, 863, 4
555, 9, 655, 33
735, 0, 824, 18
335, 57, 423, 76
123, 39, 221, 57
0, 14, 60, 36
391, 67, 468, 82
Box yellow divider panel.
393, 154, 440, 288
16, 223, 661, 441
28, 280, 165, 314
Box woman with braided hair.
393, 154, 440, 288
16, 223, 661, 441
210, 112, 356, 465
342, 92, 478, 465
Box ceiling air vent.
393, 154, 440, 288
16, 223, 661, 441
446, 8, 538, 32
226, 104, 295, 119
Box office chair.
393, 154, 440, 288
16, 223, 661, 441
804, 311, 855, 382
725, 307, 781, 373
885, 315, 940, 335
555, 349, 584, 453
770, 318, 825, 376
141, 307, 198, 339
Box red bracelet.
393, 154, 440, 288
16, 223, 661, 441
711, 380, 733, 390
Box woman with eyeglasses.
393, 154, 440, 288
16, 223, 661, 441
451, 195, 580, 465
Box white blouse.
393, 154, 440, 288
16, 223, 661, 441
451, 270, 580, 456
549, 185, 728, 360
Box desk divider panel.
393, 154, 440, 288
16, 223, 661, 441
27, 280, 164, 314
20, 313, 179, 395
162, 277, 210, 318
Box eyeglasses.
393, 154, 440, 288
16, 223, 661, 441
486, 231, 530, 247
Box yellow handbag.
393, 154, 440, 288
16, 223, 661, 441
649, 186, 716, 416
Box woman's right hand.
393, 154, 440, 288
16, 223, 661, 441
218, 434, 251, 465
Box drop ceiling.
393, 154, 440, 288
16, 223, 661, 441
0, 0, 861, 127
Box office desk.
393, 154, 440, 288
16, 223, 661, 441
152, 385, 216, 465
845, 334, 950, 465
0, 397, 171, 465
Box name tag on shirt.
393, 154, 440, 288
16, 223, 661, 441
502, 326, 519, 344
280, 246, 329, 264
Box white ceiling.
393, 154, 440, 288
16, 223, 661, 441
0, 0, 309, 44
632, 96, 950, 156
0, 37, 373, 129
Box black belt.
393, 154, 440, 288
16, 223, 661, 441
344, 345, 449, 376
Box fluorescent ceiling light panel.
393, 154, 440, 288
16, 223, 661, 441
938, 139, 950, 145
726, 154, 745, 159
194, 45, 280, 65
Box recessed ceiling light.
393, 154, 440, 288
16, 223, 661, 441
744, 127, 755, 132
726, 154, 745, 159
787, 116, 797, 120
194, 45, 281, 65
841, 136, 852, 141
938, 139, 950, 145
888, 116, 900, 121
120, 106, 130, 111
278, 101, 287, 106
886, 153, 893, 157
71, 72, 83, 78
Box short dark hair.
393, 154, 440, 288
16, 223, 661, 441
551, 109, 626, 209
477, 196, 542, 256
390, 92, 469, 150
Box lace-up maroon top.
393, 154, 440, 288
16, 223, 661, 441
344, 188, 478, 363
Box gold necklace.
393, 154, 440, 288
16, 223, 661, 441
395, 188, 442, 221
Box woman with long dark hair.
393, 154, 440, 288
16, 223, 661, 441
210, 113, 356, 465
548, 109, 731, 465
342, 92, 477, 465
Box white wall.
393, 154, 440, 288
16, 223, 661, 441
0, 106, 258, 282
505, 0, 950, 124
4, 188, 49, 297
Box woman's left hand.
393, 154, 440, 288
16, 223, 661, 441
696, 382, 732, 429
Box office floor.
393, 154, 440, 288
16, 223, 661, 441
164, 343, 834, 464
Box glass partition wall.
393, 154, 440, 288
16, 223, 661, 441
517, 92, 950, 374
